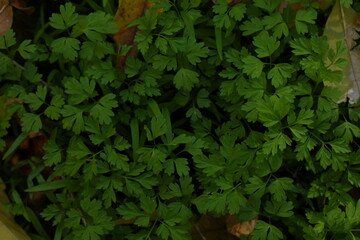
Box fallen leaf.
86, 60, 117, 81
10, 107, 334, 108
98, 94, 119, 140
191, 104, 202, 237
189, 214, 238, 240
226, 214, 257, 237
0, 178, 31, 240
11, 0, 34, 14
323, 0, 360, 103
190, 213, 257, 239
113, 0, 153, 69
0, 0, 34, 37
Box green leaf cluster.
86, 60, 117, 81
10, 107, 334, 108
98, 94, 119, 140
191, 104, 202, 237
1, 1, 360, 240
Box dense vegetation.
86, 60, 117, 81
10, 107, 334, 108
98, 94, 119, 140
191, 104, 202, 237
1, 0, 360, 239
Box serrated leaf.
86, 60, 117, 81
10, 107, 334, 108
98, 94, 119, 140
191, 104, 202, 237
194, 154, 224, 176
263, 132, 292, 155
329, 138, 351, 153
49, 3, 78, 30
67, 138, 91, 159
74, 11, 117, 41
268, 178, 293, 202
21, 113, 42, 133
173, 68, 199, 91
152, 54, 177, 71
155, 37, 168, 53
242, 56, 264, 78
268, 64, 293, 88
245, 176, 266, 199
213, 14, 231, 29
101, 145, 129, 171
17, 40, 36, 59
24, 94, 42, 111
186, 38, 209, 65
137, 147, 167, 174
334, 121, 360, 143
61, 105, 84, 134
240, 18, 264, 36
253, 0, 281, 13
346, 200, 360, 224
316, 145, 331, 169
149, 115, 167, 140
0, 30, 16, 49
43, 140, 62, 166
290, 38, 312, 55
90, 94, 118, 125
169, 159, 187, 178
186, 106, 202, 121
229, 3, 246, 21
44, 106, 61, 120
117, 202, 141, 220
196, 89, 211, 108
264, 200, 294, 218
253, 30, 280, 58
250, 220, 283, 240
295, 8, 317, 34
227, 190, 247, 214
263, 13, 288, 38
51, 37, 80, 60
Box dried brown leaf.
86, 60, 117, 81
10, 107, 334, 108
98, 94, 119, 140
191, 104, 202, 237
0, 0, 13, 37
11, 0, 34, 14
0, 0, 34, 37
190, 214, 239, 240
113, 0, 153, 69
226, 214, 258, 237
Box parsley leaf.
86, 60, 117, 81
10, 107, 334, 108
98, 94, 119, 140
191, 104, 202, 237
268, 64, 293, 87
173, 68, 199, 91
21, 113, 42, 133
51, 37, 80, 60
90, 94, 118, 125
229, 4, 246, 22
263, 13, 289, 38
49, 3, 79, 30
17, 40, 36, 59
61, 105, 85, 134
242, 56, 264, 78
137, 147, 167, 174
250, 220, 283, 240
64, 77, 96, 104
295, 8, 317, 34
73, 12, 117, 41
253, 31, 280, 58
268, 178, 294, 202
253, 0, 281, 13
24, 85, 47, 111
185, 38, 209, 65
245, 176, 267, 199
43, 140, 62, 166
45, 94, 65, 120
0, 30, 16, 49
240, 18, 264, 36
265, 200, 294, 217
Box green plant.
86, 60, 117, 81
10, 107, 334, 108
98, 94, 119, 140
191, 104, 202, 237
1, 0, 360, 239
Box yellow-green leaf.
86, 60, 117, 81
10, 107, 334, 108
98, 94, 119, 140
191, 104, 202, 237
323, 0, 360, 103
0, 179, 31, 240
